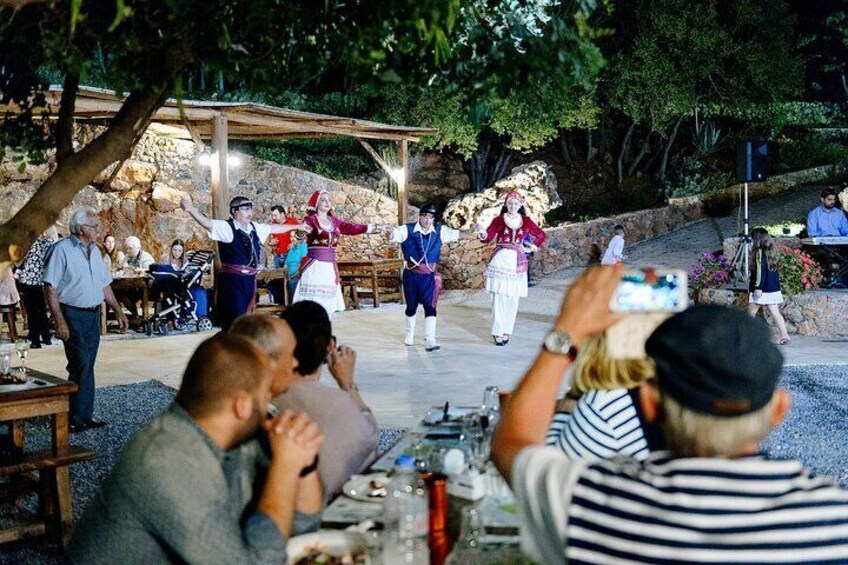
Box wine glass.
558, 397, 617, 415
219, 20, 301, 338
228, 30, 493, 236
0, 340, 11, 379
15, 339, 29, 375
460, 413, 491, 474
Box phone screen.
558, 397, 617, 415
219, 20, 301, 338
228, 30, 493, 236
610, 270, 687, 312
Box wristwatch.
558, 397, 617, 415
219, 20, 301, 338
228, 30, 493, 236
542, 329, 578, 361
299, 455, 320, 478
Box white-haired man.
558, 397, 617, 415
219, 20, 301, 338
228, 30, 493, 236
43, 207, 129, 432
493, 265, 848, 564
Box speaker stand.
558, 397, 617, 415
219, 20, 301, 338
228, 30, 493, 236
729, 182, 751, 290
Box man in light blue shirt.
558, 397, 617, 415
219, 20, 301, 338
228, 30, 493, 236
806, 187, 848, 237
43, 206, 128, 431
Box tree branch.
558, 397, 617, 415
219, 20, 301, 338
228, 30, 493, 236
55, 72, 78, 165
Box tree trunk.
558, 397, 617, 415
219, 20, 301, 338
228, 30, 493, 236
557, 130, 573, 167
627, 133, 651, 176
616, 122, 635, 188
55, 74, 79, 165
489, 146, 511, 186
841, 71, 848, 101
467, 137, 491, 193
586, 130, 595, 163
658, 116, 685, 183
0, 39, 195, 269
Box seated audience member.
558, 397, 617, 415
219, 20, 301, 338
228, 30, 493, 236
229, 313, 302, 401
545, 333, 659, 461
160, 238, 187, 269
119, 235, 155, 271
116, 236, 155, 321
100, 233, 123, 273
69, 334, 324, 564
492, 265, 848, 564
273, 300, 379, 496
807, 187, 848, 237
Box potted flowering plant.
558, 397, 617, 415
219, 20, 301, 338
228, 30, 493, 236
690, 252, 733, 292
779, 248, 823, 296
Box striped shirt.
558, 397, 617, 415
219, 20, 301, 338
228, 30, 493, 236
545, 389, 650, 462
513, 447, 848, 564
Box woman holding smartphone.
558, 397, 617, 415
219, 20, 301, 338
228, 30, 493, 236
478, 190, 546, 345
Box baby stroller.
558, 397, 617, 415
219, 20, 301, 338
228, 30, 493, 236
145, 250, 215, 335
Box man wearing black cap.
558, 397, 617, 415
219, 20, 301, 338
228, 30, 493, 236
180, 194, 306, 330
493, 265, 848, 564
388, 204, 477, 351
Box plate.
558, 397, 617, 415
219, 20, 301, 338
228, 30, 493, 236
342, 472, 390, 503
287, 530, 369, 563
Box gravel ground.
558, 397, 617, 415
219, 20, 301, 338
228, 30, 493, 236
0, 381, 403, 564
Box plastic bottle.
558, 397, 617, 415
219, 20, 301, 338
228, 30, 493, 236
383, 455, 430, 564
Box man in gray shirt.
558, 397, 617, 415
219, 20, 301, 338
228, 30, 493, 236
42, 206, 128, 431
70, 333, 324, 564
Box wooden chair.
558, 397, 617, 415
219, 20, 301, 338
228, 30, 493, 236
0, 305, 18, 341
0, 445, 96, 548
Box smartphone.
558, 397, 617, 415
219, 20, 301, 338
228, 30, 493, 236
609, 269, 688, 313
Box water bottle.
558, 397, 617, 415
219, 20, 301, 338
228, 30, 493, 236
383, 455, 430, 564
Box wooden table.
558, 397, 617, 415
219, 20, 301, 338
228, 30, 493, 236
0, 370, 95, 548
103, 275, 151, 334
338, 259, 404, 308
256, 269, 290, 311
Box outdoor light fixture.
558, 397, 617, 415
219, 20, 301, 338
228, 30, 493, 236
389, 167, 405, 183
197, 151, 242, 168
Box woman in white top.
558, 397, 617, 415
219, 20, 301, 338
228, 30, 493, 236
545, 333, 660, 462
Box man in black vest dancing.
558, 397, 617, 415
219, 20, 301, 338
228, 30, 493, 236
181, 195, 306, 330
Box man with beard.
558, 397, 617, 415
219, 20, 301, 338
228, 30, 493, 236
807, 187, 848, 237
69, 333, 323, 564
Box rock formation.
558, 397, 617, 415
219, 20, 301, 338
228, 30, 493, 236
442, 161, 561, 230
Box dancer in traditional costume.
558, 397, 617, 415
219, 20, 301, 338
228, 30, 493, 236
389, 203, 477, 351
292, 190, 386, 316
180, 194, 305, 330
478, 190, 546, 345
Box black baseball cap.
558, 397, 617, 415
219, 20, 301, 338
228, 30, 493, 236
420, 203, 437, 216
645, 305, 784, 416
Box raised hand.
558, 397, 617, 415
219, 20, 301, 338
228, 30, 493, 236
179, 195, 194, 212
265, 411, 324, 470
554, 264, 625, 346
328, 345, 357, 388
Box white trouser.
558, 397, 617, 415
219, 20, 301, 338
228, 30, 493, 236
491, 294, 520, 336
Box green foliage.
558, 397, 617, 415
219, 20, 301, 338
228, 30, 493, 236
665, 156, 733, 198
245, 139, 374, 181
763, 222, 805, 237
0, 0, 462, 159
702, 102, 842, 134
776, 132, 848, 170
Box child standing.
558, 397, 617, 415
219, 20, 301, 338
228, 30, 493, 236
601, 225, 626, 265
747, 227, 791, 345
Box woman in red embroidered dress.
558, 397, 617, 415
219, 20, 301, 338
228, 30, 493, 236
478, 190, 546, 345
292, 190, 387, 316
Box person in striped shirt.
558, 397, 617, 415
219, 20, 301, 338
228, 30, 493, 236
493, 265, 848, 565
545, 333, 660, 462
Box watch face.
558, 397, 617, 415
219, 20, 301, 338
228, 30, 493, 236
545, 331, 570, 354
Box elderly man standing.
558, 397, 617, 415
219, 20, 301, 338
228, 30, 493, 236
493, 265, 848, 564
43, 207, 128, 432
70, 334, 324, 564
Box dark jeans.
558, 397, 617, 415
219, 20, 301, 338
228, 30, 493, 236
19, 283, 51, 345
60, 304, 101, 425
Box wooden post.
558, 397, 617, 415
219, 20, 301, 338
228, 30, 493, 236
398, 139, 408, 224
210, 114, 229, 218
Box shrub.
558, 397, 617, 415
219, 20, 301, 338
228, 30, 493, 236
689, 252, 733, 292
779, 248, 823, 296
776, 133, 848, 171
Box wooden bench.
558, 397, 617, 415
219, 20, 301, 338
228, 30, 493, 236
0, 445, 96, 547
338, 259, 404, 308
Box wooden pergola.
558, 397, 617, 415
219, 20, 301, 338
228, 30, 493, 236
41, 85, 437, 223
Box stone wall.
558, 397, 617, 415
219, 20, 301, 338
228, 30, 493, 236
696, 287, 848, 337
440, 199, 704, 289
1, 129, 402, 263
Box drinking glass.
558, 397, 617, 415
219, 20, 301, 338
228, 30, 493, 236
481, 386, 500, 428
460, 413, 491, 473
15, 339, 29, 375
0, 347, 10, 378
